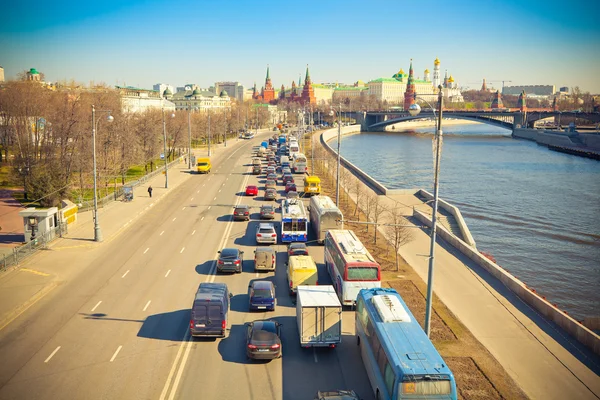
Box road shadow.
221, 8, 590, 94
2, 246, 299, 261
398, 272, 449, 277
216, 215, 235, 222
230, 293, 249, 313
137, 309, 190, 342
195, 260, 215, 276
0, 233, 25, 244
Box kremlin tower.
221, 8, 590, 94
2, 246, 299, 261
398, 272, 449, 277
432, 57, 441, 88
490, 90, 503, 109
300, 65, 316, 105
262, 65, 275, 103
424, 68, 430, 82
481, 78, 488, 92
403, 59, 416, 110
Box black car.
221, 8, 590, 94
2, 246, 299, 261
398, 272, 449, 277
264, 188, 278, 201
217, 248, 244, 273
260, 204, 275, 219
233, 205, 250, 221
245, 320, 282, 360
288, 242, 309, 257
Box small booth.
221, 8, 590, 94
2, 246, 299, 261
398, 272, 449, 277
19, 207, 59, 242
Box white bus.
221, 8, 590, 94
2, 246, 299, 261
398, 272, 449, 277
281, 198, 308, 242
309, 195, 343, 244
324, 230, 381, 307
292, 153, 307, 174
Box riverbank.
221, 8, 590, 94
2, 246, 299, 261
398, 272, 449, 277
384, 118, 479, 130
312, 126, 600, 399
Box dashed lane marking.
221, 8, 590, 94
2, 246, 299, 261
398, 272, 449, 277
192, 230, 196, 235
160, 231, 165, 236
91, 301, 102, 312
122, 270, 130, 278
143, 248, 150, 254
45, 346, 61, 363
165, 270, 171, 278
180, 247, 185, 254
201, 217, 204, 221
143, 301, 151, 311
110, 345, 122, 362
172, 217, 177, 222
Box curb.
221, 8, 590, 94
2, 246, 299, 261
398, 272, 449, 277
0, 280, 59, 332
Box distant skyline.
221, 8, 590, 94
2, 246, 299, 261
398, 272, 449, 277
1, 0, 599, 93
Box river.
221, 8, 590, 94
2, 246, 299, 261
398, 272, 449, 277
334, 123, 600, 321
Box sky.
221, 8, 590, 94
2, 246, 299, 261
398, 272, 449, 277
1, 0, 599, 93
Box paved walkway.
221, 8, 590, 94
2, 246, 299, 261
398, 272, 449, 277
0, 190, 26, 257
321, 130, 600, 400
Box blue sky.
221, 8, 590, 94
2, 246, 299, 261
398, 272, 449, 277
1, 0, 599, 93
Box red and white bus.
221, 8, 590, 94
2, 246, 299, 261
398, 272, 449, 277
324, 230, 381, 307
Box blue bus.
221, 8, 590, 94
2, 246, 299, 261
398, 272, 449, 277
356, 288, 457, 400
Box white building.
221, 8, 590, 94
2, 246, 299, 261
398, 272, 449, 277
215, 81, 244, 103
117, 86, 175, 113
167, 87, 231, 111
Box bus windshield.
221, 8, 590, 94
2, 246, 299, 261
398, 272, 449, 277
347, 266, 379, 281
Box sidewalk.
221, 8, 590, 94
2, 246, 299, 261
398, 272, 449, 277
0, 189, 26, 258
0, 133, 266, 332
319, 129, 600, 399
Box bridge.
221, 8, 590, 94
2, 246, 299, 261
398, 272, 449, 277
357, 110, 600, 132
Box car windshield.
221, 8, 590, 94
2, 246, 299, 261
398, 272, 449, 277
252, 289, 272, 298
253, 321, 277, 333
247, 186, 256, 190
220, 249, 238, 258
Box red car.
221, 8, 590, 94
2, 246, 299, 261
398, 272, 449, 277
245, 185, 258, 196
285, 182, 297, 193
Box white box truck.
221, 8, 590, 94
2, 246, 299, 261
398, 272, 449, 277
296, 285, 342, 348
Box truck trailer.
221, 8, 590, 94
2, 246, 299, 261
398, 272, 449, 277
296, 285, 342, 348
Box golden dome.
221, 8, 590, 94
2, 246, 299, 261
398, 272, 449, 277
399, 68, 405, 75
424, 68, 430, 73
448, 75, 455, 82
434, 57, 440, 65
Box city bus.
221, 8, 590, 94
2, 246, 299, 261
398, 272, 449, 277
289, 140, 300, 158
292, 153, 307, 174
309, 195, 342, 244
281, 198, 308, 243
324, 230, 381, 306
356, 288, 457, 400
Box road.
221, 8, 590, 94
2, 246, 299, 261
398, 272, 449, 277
0, 133, 373, 400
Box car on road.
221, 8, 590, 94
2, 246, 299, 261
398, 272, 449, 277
252, 165, 262, 175
254, 246, 276, 271
248, 281, 276, 311
245, 320, 282, 360
288, 242, 309, 257
245, 185, 258, 196
256, 223, 277, 244
260, 204, 275, 219
282, 173, 294, 184
217, 248, 244, 274
233, 205, 250, 221
266, 166, 276, 175
264, 188, 278, 201
314, 390, 361, 400
285, 182, 297, 193
266, 173, 278, 182
265, 179, 277, 190
190, 282, 232, 338
286, 190, 299, 200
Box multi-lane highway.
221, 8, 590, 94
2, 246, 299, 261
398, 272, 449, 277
0, 133, 373, 400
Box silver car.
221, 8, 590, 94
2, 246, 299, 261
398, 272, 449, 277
256, 223, 277, 244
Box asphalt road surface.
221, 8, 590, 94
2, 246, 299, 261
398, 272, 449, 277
0, 134, 373, 400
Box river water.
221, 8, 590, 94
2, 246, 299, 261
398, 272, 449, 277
335, 124, 600, 321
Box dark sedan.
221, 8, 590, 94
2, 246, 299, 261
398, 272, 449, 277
260, 204, 275, 219
217, 248, 244, 274
233, 205, 250, 221
288, 242, 309, 257
264, 189, 277, 201
285, 182, 297, 193
246, 320, 282, 360
248, 281, 276, 311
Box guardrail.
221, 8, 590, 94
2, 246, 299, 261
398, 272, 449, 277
0, 223, 68, 272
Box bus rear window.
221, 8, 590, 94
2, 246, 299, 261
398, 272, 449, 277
401, 379, 452, 396
347, 267, 379, 281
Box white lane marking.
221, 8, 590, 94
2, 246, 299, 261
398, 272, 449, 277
255, 272, 259, 278
172, 217, 177, 222
91, 301, 102, 312
201, 216, 204, 221
208, 177, 211, 181
222, 183, 225, 186
190, 197, 194, 201
180, 247, 185, 254
160, 231, 165, 236
192, 230, 196, 235
110, 345, 122, 362
182, 207, 186, 211
313, 348, 318, 363
165, 270, 171, 278
213, 197, 216, 200
208, 206, 211, 210
143, 301, 151, 311
218, 190, 221, 193
122, 270, 130, 278
45, 346, 61, 363
144, 248, 150, 254
162, 147, 252, 400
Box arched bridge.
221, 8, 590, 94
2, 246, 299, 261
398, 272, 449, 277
360, 110, 600, 132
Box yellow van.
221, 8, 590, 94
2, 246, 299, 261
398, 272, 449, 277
196, 157, 211, 173
303, 175, 321, 196
287, 255, 318, 295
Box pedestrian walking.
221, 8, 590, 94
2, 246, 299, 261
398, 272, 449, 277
148, 185, 153, 198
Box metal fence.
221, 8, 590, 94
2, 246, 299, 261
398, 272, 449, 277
0, 223, 68, 272
78, 158, 182, 212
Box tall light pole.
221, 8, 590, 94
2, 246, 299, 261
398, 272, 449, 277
331, 103, 342, 206
207, 108, 212, 156
408, 85, 444, 337
162, 107, 175, 188
91, 105, 114, 242
187, 105, 197, 169
224, 107, 228, 147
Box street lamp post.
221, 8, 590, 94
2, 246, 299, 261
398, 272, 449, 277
162, 107, 175, 188
224, 108, 228, 147
408, 85, 444, 337
187, 105, 194, 169
91, 104, 114, 242
332, 103, 342, 206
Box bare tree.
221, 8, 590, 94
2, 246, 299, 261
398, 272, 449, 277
385, 206, 415, 271
351, 176, 364, 219
370, 192, 386, 245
